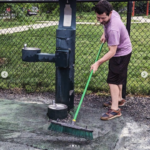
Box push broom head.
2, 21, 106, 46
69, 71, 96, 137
48, 120, 93, 140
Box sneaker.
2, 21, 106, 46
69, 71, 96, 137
103, 99, 126, 107
100, 108, 122, 120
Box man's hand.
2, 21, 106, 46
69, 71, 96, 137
90, 45, 117, 73
100, 34, 106, 43
90, 61, 101, 73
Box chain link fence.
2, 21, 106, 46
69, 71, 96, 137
0, 1, 150, 96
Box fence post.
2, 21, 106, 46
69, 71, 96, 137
122, 1, 132, 99
146, 1, 149, 16
132, 1, 135, 16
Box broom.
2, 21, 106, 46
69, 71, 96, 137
48, 43, 104, 140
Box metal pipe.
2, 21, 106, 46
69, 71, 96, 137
36, 53, 55, 62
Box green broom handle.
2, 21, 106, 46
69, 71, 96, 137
73, 43, 104, 122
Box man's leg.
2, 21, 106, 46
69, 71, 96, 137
103, 84, 126, 107
118, 84, 123, 101
109, 84, 120, 110
100, 83, 122, 120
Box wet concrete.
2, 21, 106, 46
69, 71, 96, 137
0, 98, 150, 150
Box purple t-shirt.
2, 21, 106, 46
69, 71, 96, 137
104, 10, 132, 57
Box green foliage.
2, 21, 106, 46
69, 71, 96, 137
25, 85, 36, 93
0, 3, 6, 13
77, 2, 95, 12
0, 82, 9, 89
0, 3, 32, 21
0, 2, 95, 22
51, 4, 59, 16
135, 1, 147, 15
111, 2, 127, 12
38, 3, 59, 14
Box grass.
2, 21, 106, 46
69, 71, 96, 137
143, 15, 150, 19
0, 19, 26, 29
76, 12, 138, 23
0, 12, 140, 30
0, 21, 150, 95
0, 13, 59, 29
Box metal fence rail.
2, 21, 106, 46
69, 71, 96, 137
0, 1, 150, 96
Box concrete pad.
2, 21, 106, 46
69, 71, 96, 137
0, 99, 150, 150
0, 99, 126, 150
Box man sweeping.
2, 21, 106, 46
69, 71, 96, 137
90, 0, 132, 120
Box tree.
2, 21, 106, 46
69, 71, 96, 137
77, 2, 95, 12
0, 3, 6, 14
36, 3, 59, 15
111, 2, 127, 12
0, 3, 33, 21
135, 1, 147, 15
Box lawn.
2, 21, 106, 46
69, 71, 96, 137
0, 22, 150, 95
0, 12, 140, 29
0, 13, 59, 29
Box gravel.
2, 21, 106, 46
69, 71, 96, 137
0, 89, 150, 150
0, 89, 150, 125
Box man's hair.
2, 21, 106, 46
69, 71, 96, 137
94, 0, 113, 16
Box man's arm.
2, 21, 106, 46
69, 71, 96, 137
100, 32, 106, 43
97, 45, 117, 65
90, 45, 117, 73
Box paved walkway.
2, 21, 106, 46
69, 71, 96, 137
1, 16, 149, 35
132, 16, 150, 23
0, 21, 58, 35
0, 21, 99, 35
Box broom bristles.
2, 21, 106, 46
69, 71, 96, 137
48, 121, 93, 140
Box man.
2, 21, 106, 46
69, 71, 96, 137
90, 0, 132, 120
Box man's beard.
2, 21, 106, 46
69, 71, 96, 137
100, 22, 106, 25
101, 21, 108, 25
100, 19, 110, 25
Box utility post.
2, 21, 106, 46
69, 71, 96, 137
22, 0, 76, 111
55, 0, 76, 110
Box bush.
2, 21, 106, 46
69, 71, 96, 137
111, 2, 127, 12
135, 1, 147, 15
51, 4, 59, 16
77, 2, 95, 12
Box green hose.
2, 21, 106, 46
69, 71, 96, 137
73, 43, 104, 122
